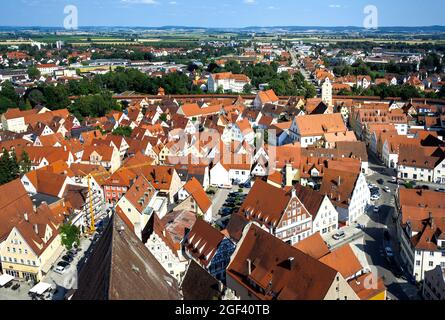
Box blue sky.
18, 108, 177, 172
2, 0, 445, 28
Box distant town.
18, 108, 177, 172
0, 24, 444, 302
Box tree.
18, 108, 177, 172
243, 84, 253, 94
27, 66, 41, 80
20, 150, 32, 174
159, 113, 168, 122
27, 89, 46, 107
224, 60, 242, 74
59, 223, 81, 250
0, 149, 19, 185
112, 126, 133, 137
9, 149, 20, 179
0, 97, 15, 114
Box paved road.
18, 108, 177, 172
42, 234, 96, 300
289, 49, 312, 83
363, 149, 422, 300
211, 188, 231, 221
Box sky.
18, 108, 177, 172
1, 0, 445, 28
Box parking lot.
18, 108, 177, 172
41, 234, 97, 300
211, 184, 251, 229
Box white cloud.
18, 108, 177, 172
244, 0, 256, 4
329, 4, 342, 8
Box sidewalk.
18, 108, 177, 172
323, 211, 371, 250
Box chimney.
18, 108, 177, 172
338, 176, 341, 186
247, 259, 252, 275
33, 224, 38, 235
24, 213, 28, 222
32, 205, 37, 212
288, 257, 295, 270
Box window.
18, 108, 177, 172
416, 260, 421, 266
429, 262, 434, 267
430, 252, 434, 257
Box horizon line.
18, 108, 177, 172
1, 25, 445, 29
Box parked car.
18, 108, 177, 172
385, 247, 394, 257
11, 283, 20, 291
240, 181, 251, 188
220, 207, 235, 217
383, 186, 391, 193
53, 265, 66, 274
436, 188, 445, 193
391, 177, 397, 183
3, 282, 13, 289
332, 231, 346, 240
377, 179, 384, 185
57, 261, 70, 268
61, 255, 73, 263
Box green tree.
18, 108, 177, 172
9, 149, 20, 179
27, 66, 41, 80
59, 223, 81, 250
0, 149, 18, 185
243, 84, 253, 94
20, 150, 32, 174
0, 97, 15, 114
159, 113, 168, 122
112, 126, 133, 137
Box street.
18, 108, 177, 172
362, 150, 421, 300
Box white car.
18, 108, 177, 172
384, 186, 391, 193
332, 231, 346, 240
53, 265, 66, 274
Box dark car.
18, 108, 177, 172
3, 282, 13, 289
240, 181, 252, 188
61, 255, 73, 263
11, 283, 20, 291
225, 198, 236, 204
220, 208, 235, 217
57, 261, 70, 268
384, 230, 391, 241
377, 179, 384, 185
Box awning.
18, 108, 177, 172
29, 282, 52, 295
0, 274, 14, 286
